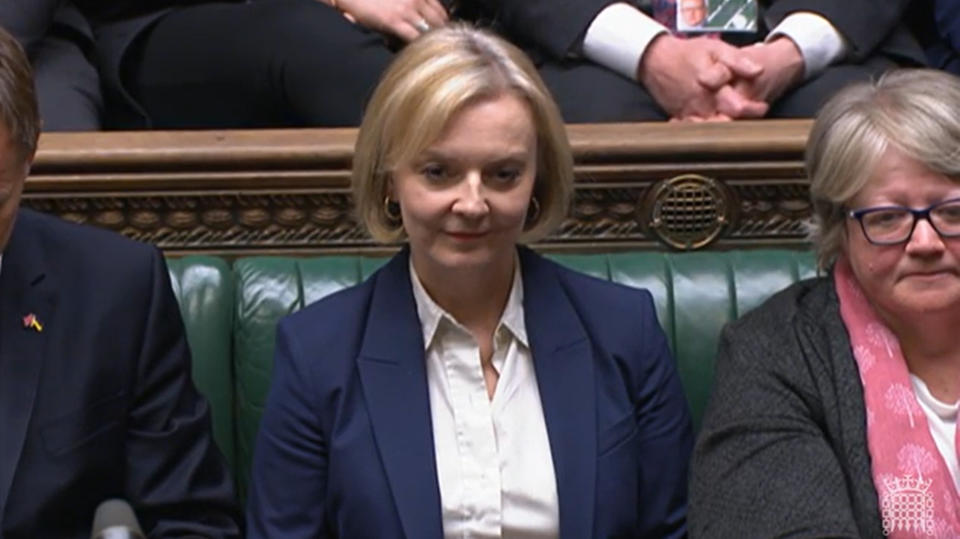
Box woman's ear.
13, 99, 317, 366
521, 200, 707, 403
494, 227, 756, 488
386, 174, 396, 200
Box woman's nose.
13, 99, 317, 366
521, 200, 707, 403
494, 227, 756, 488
452, 172, 489, 217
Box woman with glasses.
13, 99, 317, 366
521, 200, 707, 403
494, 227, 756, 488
690, 68, 960, 538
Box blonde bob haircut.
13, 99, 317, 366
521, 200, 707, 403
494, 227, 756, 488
352, 24, 574, 243
807, 68, 960, 269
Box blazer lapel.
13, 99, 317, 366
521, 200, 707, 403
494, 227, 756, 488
356, 250, 443, 538
0, 214, 54, 519
520, 248, 597, 539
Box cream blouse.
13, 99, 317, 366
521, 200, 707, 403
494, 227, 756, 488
410, 259, 559, 538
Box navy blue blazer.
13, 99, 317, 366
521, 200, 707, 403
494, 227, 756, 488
0, 209, 240, 538
248, 247, 693, 538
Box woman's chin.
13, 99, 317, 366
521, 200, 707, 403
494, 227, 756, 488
888, 284, 960, 316
425, 244, 514, 272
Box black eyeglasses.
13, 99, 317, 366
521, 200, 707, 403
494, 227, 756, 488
847, 197, 960, 245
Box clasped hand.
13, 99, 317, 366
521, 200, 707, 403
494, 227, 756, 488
638, 34, 805, 121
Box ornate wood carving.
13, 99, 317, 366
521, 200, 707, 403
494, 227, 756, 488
27, 121, 813, 255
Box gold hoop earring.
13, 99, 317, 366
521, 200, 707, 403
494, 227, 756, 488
384, 196, 402, 225
526, 196, 540, 226
526, 196, 541, 225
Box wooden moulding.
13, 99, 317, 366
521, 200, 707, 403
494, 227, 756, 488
25, 120, 813, 256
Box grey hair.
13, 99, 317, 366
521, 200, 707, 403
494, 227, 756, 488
807, 69, 960, 269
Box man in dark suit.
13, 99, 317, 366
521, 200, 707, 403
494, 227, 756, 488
466, 0, 927, 121
0, 28, 241, 537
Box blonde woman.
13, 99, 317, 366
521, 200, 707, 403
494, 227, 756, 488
248, 25, 693, 538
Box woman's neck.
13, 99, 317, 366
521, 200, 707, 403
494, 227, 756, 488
889, 313, 960, 402
411, 251, 516, 335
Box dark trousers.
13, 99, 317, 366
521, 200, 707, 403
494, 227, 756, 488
32, 33, 102, 131
124, 0, 394, 128
539, 53, 896, 122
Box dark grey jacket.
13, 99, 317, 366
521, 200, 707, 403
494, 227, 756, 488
690, 277, 884, 538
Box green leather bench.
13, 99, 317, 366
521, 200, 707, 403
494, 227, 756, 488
167, 250, 817, 499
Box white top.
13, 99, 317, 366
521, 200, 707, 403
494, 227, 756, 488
910, 374, 960, 493
410, 259, 560, 538
582, 3, 849, 82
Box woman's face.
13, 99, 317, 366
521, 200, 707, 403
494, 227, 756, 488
844, 147, 960, 321
390, 93, 537, 277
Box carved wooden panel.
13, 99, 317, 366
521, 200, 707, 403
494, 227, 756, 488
26, 121, 813, 255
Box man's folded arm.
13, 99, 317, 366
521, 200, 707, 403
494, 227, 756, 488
765, 12, 848, 81
582, 2, 668, 81
764, 0, 910, 61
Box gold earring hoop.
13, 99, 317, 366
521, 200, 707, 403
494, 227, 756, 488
526, 196, 541, 225
384, 196, 402, 225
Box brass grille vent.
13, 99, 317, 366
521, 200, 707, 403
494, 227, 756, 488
644, 174, 733, 250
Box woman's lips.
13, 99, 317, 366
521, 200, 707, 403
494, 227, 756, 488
902, 270, 953, 281
445, 231, 487, 241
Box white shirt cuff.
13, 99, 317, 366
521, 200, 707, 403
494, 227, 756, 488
767, 12, 849, 80
582, 2, 668, 81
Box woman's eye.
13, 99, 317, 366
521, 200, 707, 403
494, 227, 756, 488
421, 164, 446, 181
493, 168, 521, 183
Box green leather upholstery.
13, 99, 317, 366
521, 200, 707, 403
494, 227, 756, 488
166, 256, 236, 473
168, 249, 816, 500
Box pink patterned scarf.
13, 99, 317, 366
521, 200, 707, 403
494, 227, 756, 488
835, 257, 960, 537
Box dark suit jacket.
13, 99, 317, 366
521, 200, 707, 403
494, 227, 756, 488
469, 0, 924, 67
690, 277, 883, 537
247, 247, 694, 538
0, 209, 241, 538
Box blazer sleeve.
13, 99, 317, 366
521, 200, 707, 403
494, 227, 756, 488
688, 321, 861, 537
468, 0, 618, 59
247, 321, 330, 538
764, 0, 912, 61
124, 248, 242, 538
631, 291, 694, 539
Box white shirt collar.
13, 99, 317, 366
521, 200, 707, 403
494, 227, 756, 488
409, 255, 528, 350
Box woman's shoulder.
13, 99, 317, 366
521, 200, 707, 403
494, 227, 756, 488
269, 275, 382, 392
718, 276, 847, 383
532, 253, 655, 305
522, 254, 661, 347
279, 274, 377, 346
729, 276, 836, 337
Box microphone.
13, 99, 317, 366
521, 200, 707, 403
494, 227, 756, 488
91, 499, 145, 539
